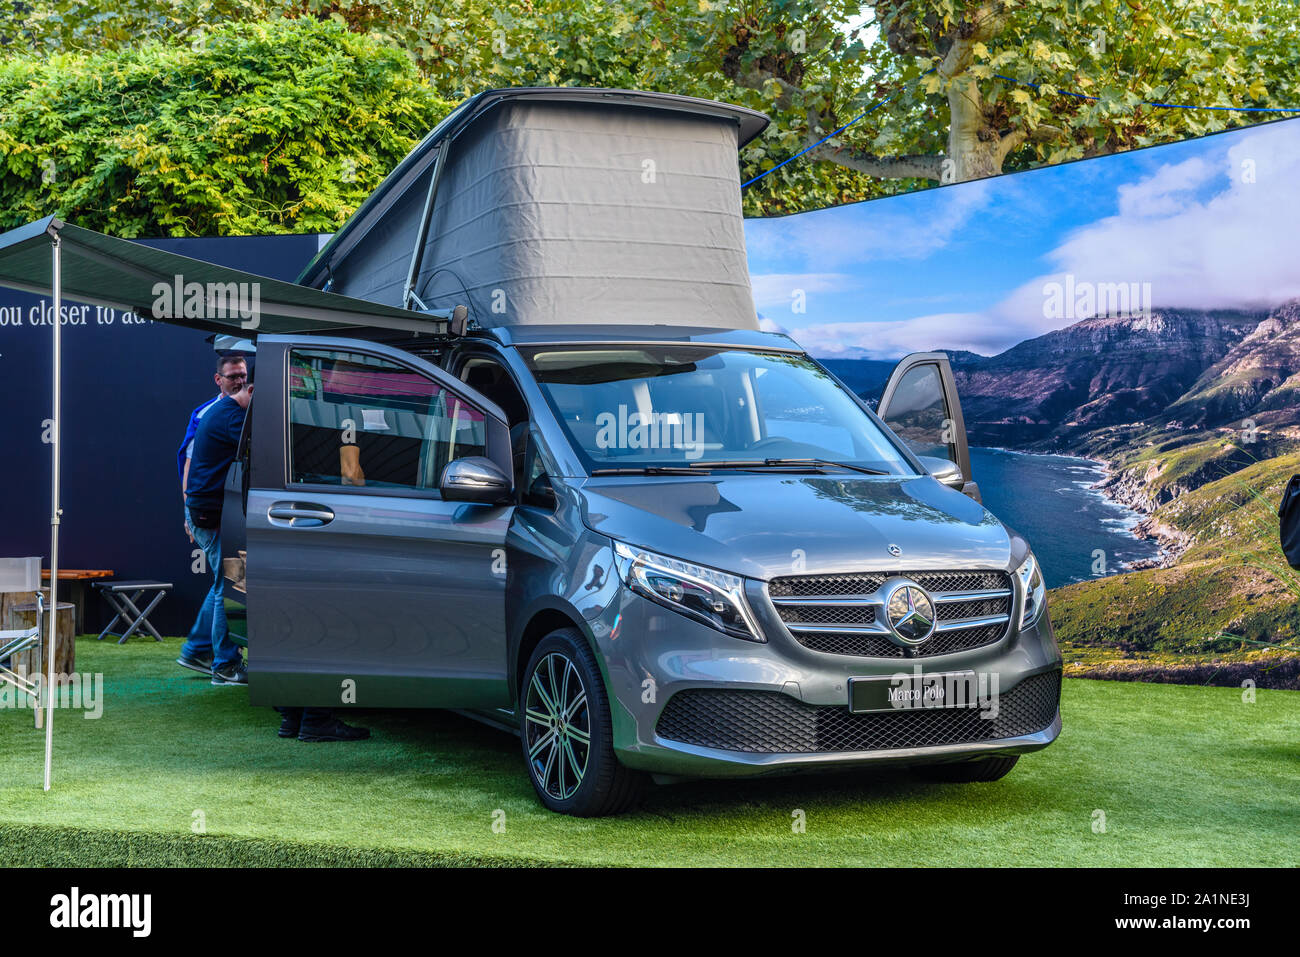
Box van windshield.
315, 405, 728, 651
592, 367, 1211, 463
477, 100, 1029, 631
522, 345, 914, 475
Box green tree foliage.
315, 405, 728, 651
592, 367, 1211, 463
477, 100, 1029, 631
671, 0, 1300, 206
3, 1, 1297, 227
0, 17, 454, 235
3, 0, 892, 217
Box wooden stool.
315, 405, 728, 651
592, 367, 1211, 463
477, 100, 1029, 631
40, 569, 114, 635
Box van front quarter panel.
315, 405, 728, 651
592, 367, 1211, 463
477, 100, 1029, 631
504, 480, 622, 697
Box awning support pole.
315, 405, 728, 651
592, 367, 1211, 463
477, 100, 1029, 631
44, 231, 61, 791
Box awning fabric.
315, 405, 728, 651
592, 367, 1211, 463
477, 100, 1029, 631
0, 217, 447, 336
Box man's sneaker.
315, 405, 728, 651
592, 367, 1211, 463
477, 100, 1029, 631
274, 707, 303, 738
176, 653, 213, 676
211, 659, 248, 686
299, 715, 371, 743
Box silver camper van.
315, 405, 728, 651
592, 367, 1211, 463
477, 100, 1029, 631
3, 89, 1062, 816
241, 89, 1061, 814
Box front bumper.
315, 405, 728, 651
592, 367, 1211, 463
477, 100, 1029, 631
591, 583, 1063, 779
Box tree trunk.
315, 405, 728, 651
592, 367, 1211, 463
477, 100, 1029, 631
947, 84, 1003, 181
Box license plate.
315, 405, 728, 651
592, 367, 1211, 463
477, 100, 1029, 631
848, 671, 980, 714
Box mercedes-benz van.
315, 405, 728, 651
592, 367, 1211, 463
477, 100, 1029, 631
1, 86, 1060, 816
231, 325, 1061, 815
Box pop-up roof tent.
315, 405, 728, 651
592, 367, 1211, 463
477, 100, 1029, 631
298, 88, 770, 330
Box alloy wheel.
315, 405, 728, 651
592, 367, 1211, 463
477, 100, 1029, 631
524, 651, 591, 800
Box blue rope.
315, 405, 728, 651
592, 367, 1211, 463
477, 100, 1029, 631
742, 69, 1299, 189
740, 70, 933, 189
993, 73, 1300, 113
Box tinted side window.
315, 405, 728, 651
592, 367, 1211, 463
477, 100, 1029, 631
288, 348, 485, 491
879, 363, 955, 462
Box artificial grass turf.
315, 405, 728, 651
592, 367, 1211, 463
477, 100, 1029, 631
0, 637, 1295, 867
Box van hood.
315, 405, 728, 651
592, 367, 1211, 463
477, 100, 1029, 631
574, 473, 1015, 581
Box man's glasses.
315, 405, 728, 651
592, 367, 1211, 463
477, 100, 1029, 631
219, 371, 248, 381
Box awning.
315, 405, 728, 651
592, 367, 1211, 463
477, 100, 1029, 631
0, 217, 448, 336
0, 217, 454, 790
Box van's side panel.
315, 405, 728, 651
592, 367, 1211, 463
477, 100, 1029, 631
246, 486, 513, 708
245, 336, 514, 709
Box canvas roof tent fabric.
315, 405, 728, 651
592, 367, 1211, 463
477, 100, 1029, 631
0, 216, 450, 337
298, 88, 770, 331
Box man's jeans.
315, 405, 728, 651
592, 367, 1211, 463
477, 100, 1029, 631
181, 507, 241, 670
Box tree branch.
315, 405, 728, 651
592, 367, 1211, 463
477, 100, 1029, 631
996, 123, 1066, 164
726, 47, 950, 183
941, 2, 1014, 78
808, 144, 944, 181
873, 2, 938, 59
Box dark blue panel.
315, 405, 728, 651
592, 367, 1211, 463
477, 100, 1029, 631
1, 233, 324, 635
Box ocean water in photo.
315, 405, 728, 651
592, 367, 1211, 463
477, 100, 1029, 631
968, 447, 1163, 589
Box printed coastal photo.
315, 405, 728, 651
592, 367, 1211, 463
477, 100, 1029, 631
747, 117, 1300, 686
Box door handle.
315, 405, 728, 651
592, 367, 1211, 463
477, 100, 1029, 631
267, 503, 335, 527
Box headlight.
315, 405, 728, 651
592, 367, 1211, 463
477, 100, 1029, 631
612, 541, 763, 642
1016, 552, 1046, 629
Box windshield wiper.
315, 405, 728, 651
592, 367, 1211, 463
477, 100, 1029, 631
686, 458, 889, 475
590, 465, 707, 476
762, 458, 890, 475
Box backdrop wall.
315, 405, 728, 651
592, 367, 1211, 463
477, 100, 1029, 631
0, 234, 326, 635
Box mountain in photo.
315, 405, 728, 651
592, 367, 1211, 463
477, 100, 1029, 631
824, 301, 1300, 451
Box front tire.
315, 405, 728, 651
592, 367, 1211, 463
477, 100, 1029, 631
914, 755, 1019, 782
519, 629, 645, 816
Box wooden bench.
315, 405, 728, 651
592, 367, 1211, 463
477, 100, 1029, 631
40, 568, 114, 635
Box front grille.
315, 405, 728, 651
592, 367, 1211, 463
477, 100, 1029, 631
936, 597, 1008, 621
920, 623, 1005, 657
778, 605, 877, 627
656, 670, 1061, 754
768, 569, 1014, 659
794, 631, 904, 657
769, 570, 1008, 598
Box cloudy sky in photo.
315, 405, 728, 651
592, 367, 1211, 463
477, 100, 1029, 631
744, 116, 1300, 359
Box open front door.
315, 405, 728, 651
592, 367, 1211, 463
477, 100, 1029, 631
245, 334, 516, 709
877, 352, 980, 503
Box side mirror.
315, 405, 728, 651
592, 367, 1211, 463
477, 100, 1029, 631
525, 473, 558, 509
918, 455, 964, 490
440, 456, 512, 504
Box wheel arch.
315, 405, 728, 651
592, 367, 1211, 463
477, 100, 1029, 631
511, 600, 604, 705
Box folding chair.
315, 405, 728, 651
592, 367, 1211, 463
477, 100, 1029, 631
94, 580, 172, 643
0, 557, 44, 729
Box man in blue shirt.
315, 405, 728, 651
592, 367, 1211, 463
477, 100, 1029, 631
176, 354, 246, 676
178, 354, 249, 543
179, 372, 253, 685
